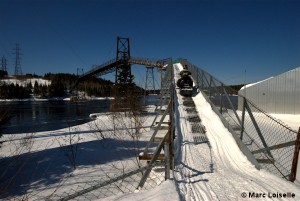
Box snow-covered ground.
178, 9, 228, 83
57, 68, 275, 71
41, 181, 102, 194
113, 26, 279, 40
173, 89, 300, 200
270, 114, 300, 132
0, 107, 174, 200
173, 63, 300, 200
1, 64, 300, 200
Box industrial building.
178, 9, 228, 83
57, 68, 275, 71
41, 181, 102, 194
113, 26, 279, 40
238, 67, 300, 114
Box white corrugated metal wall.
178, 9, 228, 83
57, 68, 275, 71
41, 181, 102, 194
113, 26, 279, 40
238, 67, 300, 114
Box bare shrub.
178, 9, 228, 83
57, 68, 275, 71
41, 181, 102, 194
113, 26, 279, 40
0, 133, 35, 199
0, 108, 12, 145
57, 127, 82, 170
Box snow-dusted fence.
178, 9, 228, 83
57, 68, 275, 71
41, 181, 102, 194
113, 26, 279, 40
56, 59, 175, 200
138, 57, 175, 187
0, 102, 168, 200
0, 58, 174, 200
239, 98, 298, 180
179, 58, 299, 181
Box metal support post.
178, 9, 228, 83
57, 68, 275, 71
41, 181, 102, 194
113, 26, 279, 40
138, 134, 167, 188
209, 76, 212, 98
290, 127, 300, 182
220, 84, 224, 114
245, 101, 273, 159
240, 97, 246, 140
201, 70, 204, 88
164, 142, 170, 180
223, 88, 242, 126
196, 67, 199, 89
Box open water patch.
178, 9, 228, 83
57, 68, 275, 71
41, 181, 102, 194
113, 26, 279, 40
0, 99, 111, 134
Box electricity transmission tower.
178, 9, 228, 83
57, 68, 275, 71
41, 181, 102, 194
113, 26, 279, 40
1, 56, 7, 72
13, 43, 23, 75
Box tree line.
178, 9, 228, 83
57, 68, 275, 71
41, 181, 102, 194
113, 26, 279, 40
0, 71, 114, 99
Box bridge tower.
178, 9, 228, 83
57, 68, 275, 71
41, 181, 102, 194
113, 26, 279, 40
115, 37, 132, 86
144, 66, 156, 96
112, 37, 136, 111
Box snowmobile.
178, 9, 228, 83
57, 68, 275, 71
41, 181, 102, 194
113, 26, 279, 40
176, 66, 194, 97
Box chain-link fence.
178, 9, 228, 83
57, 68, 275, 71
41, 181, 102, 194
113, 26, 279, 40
0, 58, 174, 201
0, 111, 165, 200
238, 98, 298, 180
56, 162, 165, 201
178, 58, 299, 181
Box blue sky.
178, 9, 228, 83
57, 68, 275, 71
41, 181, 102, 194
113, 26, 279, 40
0, 0, 299, 85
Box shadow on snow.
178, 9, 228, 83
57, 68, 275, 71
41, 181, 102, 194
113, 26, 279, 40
0, 138, 149, 199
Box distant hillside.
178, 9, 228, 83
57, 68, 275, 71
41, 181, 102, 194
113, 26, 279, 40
228, 84, 245, 93
0, 73, 144, 99
44, 73, 114, 96
0, 73, 114, 99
